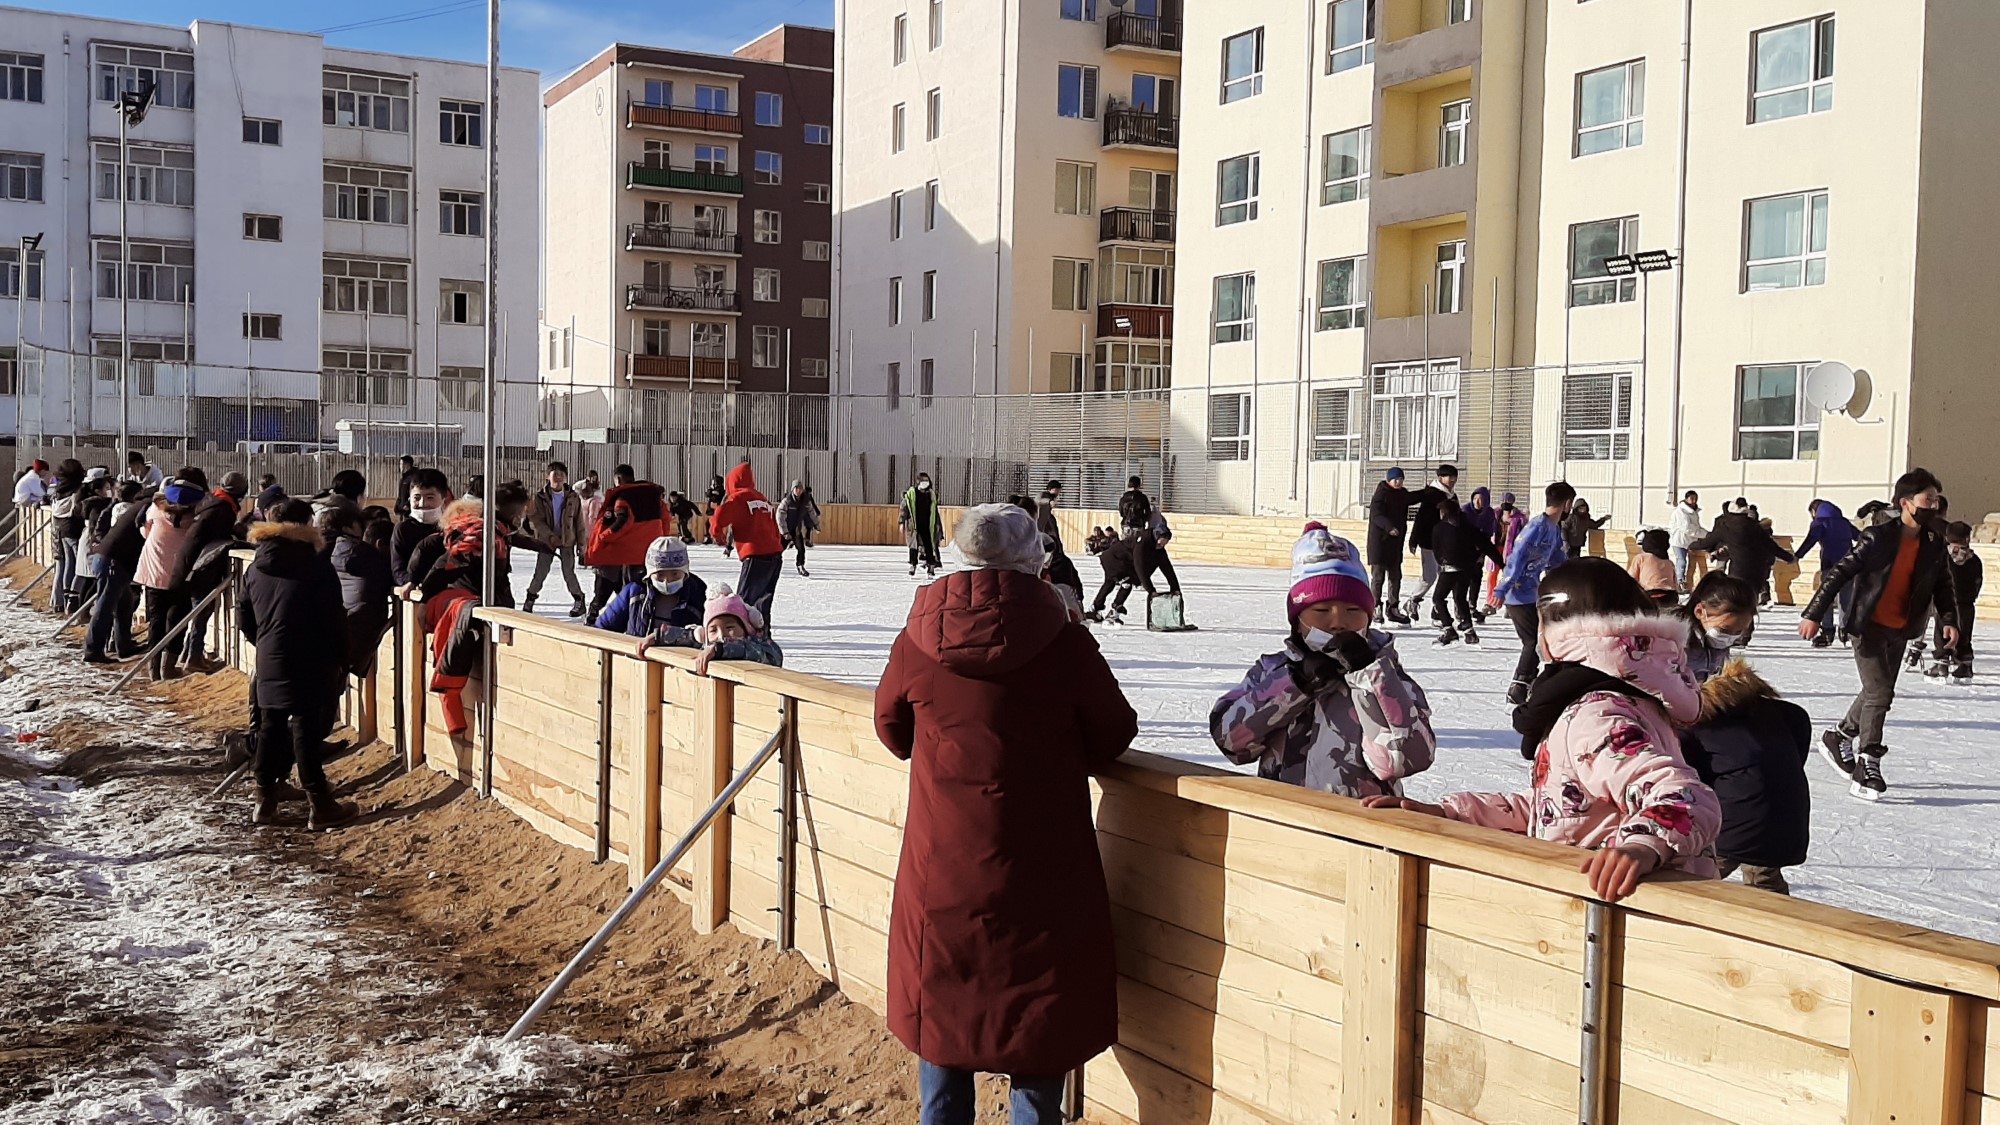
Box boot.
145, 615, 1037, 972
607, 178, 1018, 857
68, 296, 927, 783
251, 782, 281, 826
1905, 641, 1927, 671
1506, 679, 1530, 707
1849, 748, 1888, 801
1384, 604, 1411, 626
151, 657, 182, 683
1463, 625, 1480, 646
1811, 632, 1833, 649
185, 653, 226, 675
306, 784, 359, 829
569, 599, 586, 619
1435, 627, 1458, 647
1925, 660, 1949, 681
522, 595, 537, 614
1952, 660, 1975, 683
1818, 728, 1856, 778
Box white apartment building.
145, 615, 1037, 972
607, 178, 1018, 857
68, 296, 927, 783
1175, 0, 2000, 526
832, 0, 1181, 503
0, 6, 540, 457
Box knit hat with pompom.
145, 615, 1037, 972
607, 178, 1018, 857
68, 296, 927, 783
1287, 522, 1374, 620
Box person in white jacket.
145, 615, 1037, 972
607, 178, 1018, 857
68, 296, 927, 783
12, 459, 49, 506
1668, 490, 1707, 591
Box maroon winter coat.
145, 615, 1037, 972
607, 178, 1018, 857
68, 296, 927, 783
874, 568, 1138, 1077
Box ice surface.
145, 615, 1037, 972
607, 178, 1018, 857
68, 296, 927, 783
521, 543, 2000, 943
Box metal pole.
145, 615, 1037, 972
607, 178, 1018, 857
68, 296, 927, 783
110, 581, 227, 690
1665, 0, 1695, 501
181, 284, 191, 459
478, 0, 501, 799
364, 300, 373, 477
1635, 269, 1651, 526
1577, 900, 1614, 1125
594, 651, 613, 863
777, 698, 799, 952
245, 290, 254, 482
503, 718, 788, 1043
67, 267, 77, 454
6, 564, 54, 607
14, 236, 27, 460
50, 590, 100, 638
119, 110, 131, 468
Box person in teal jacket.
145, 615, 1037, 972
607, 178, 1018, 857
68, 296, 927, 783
1490, 480, 1576, 705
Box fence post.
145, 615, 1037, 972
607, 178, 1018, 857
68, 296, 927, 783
403, 597, 427, 773
356, 667, 379, 746
1340, 847, 1422, 1125
691, 673, 736, 934
1847, 973, 1971, 1125
630, 660, 664, 893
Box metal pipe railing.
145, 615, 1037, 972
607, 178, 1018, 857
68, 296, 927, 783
6, 563, 54, 607
50, 590, 100, 638
1578, 900, 1615, 1125
111, 580, 228, 691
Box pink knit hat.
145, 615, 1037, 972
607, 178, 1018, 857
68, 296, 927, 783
703, 584, 762, 633
1287, 522, 1375, 620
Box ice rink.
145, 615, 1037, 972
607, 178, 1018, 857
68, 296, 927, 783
515, 543, 2000, 943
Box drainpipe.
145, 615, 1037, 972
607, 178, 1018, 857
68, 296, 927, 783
1664, 0, 1693, 506
1290, 0, 1323, 507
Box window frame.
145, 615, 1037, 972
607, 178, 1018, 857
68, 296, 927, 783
755, 91, 783, 127
806, 182, 831, 204
753, 150, 782, 185
929, 0, 944, 50
241, 116, 282, 145
1320, 125, 1371, 205
804, 123, 831, 145
1574, 59, 1646, 157
1057, 63, 1099, 120
890, 189, 904, 239
1559, 370, 1634, 461
892, 103, 907, 152
1216, 153, 1260, 225
1743, 189, 1829, 292
1326, 0, 1376, 75
926, 88, 941, 140
1438, 98, 1471, 168
95, 45, 194, 110
887, 360, 902, 411
322, 68, 412, 133
323, 162, 411, 226
894, 14, 909, 65
92, 143, 193, 207
803, 240, 831, 262
1053, 257, 1093, 311
753, 209, 782, 244
919, 357, 936, 406
0, 150, 46, 203
1055, 160, 1097, 215
752, 268, 782, 303
1751, 15, 1835, 124
242, 213, 283, 242
1434, 239, 1467, 314
321, 255, 410, 316
925, 179, 940, 230
1212, 273, 1256, 343
439, 98, 483, 147
1311, 388, 1363, 461
1735, 362, 1821, 460
1207, 392, 1252, 461
752, 324, 782, 369
242, 312, 283, 341
1369, 359, 1460, 462
803, 297, 830, 319
0, 51, 45, 104
441, 278, 484, 325
438, 188, 485, 237
1316, 256, 1368, 331
1568, 216, 1640, 307
1221, 29, 1265, 104
0, 246, 45, 301
922, 270, 938, 321
1060, 0, 1098, 21
889, 275, 903, 325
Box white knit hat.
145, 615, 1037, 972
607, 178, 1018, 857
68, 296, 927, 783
952, 503, 1045, 575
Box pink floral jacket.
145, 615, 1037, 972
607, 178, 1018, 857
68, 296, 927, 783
1442, 614, 1721, 876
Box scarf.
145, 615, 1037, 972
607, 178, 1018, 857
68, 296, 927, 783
1512, 661, 1657, 761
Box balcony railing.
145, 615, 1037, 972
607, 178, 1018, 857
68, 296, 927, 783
627, 101, 743, 135
626, 162, 745, 196
1098, 207, 1175, 244
624, 285, 741, 313
630, 353, 738, 382
1102, 108, 1178, 150
625, 223, 741, 255
1105, 11, 1182, 52
1097, 303, 1173, 339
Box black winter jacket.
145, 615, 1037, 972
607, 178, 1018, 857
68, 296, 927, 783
1366, 482, 1413, 566
1946, 552, 1984, 637
171, 491, 244, 591
1689, 511, 1794, 587
92, 500, 149, 570
1802, 519, 1956, 641
1408, 484, 1454, 552
389, 517, 434, 586
329, 533, 394, 676
1091, 537, 1142, 585
1118, 489, 1153, 535
1431, 512, 1504, 573
238, 522, 347, 711
1678, 663, 1813, 869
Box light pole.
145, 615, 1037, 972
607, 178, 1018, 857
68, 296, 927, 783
14, 233, 40, 454
1604, 249, 1676, 523
116, 82, 155, 472
1113, 313, 1135, 485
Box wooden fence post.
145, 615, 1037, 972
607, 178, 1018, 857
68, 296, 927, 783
1341, 848, 1423, 1125
691, 674, 735, 934
403, 598, 427, 773
356, 667, 379, 746
630, 660, 664, 893
1848, 973, 1971, 1125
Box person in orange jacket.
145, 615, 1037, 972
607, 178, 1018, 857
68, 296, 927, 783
708, 462, 787, 628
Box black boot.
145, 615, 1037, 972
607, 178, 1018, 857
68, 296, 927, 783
306, 784, 359, 829
252, 782, 281, 826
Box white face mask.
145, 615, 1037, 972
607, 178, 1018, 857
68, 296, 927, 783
651, 577, 684, 595
1705, 629, 1746, 650
1300, 627, 1340, 654
411, 507, 442, 526
917, 481, 931, 491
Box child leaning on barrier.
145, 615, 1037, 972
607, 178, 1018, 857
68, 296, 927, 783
1366, 558, 1721, 903
1210, 523, 1437, 798
638, 584, 784, 676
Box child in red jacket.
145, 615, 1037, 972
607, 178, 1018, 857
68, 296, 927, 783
708, 462, 786, 628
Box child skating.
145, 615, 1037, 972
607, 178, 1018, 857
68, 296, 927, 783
1927, 521, 1981, 682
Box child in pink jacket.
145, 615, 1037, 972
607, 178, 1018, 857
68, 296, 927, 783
1367, 557, 1720, 901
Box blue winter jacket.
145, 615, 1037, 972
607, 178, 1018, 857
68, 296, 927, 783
594, 571, 709, 640
1796, 502, 1858, 567
1493, 513, 1569, 606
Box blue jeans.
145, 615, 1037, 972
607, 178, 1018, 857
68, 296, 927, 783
55, 536, 79, 609
87, 559, 136, 658
1671, 547, 1690, 588
918, 1061, 1066, 1125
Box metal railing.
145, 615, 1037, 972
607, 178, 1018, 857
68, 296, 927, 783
625, 223, 741, 255
624, 285, 741, 312
1097, 302, 1174, 338
625, 100, 742, 135
1105, 11, 1182, 52
628, 353, 738, 382
1098, 207, 1175, 244
1102, 107, 1178, 149
626, 162, 745, 195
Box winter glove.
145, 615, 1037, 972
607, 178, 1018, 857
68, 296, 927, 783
1289, 632, 1379, 694
1323, 630, 1381, 676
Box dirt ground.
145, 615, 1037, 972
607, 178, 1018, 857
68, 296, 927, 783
0, 558, 1020, 1123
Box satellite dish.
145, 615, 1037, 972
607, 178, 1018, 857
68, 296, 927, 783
1802, 361, 1857, 414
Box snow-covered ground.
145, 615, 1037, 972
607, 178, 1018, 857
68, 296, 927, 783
521, 543, 2000, 945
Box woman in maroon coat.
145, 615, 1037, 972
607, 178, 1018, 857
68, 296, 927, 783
875, 503, 1138, 1125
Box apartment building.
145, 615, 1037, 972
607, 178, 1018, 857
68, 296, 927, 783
0, 6, 540, 455
833, 0, 1181, 501
1175, 0, 2000, 525
539, 27, 833, 445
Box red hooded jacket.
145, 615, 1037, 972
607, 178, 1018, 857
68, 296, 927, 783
583, 481, 666, 567
708, 463, 785, 558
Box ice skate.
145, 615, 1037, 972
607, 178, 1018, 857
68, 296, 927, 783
1435, 627, 1458, 647
1952, 662, 1975, 683
1506, 679, 1530, 707
796, 563, 810, 577
1462, 626, 1480, 646
1925, 660, 1949, 681
1402, 596, 1423, 622
908, 564, 917, 576
1817, 728, 1856, 778
569, 600, 586, 618
1384, 603, 1411, 626
522, 595, 536, 614
1905, 641, 1927, 671
1849, 750, 1887, 801
1810, 632, 1832, 649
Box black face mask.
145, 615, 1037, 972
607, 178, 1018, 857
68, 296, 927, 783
1913, 506, 1941, 528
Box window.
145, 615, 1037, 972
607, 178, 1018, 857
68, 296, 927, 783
1130, 168, 1173, 210
93, 239, 194, 302
1091, 340, 1170, 392
1057, 64, 1098, 120
1370, 360, 1460, 461
1051, 351, 1085, 393
803, 298, 830, 319
642, 260, 673, 290
323, 163, 411, 225
0, 348, 17, 395
242, 313, 282, 341
803, 240, 831, 262
1061, 0, 1096, 21
321, 347, 411, 407
926, 88, 941, 140
894, 14, 909, 65
640, 138, 672, 170
1131, 73, 1176, 115
1561, 372, 1633, 460
753, 325, 781, 369
753, 268, 781, 302
242, 213, 282, 242
441, 279, 483, 324
754, 151, 782, 185
754, 209, 782, 244
1745, 190, 1828, 290
1752, 16, 1834, 122
1569, 216, 1639, 306
891, 190, 905, 239
1321, 126, 1371, 204
1311, 389, 1362, 461
321, 256, 410, 315
889, 275, 903, 325
929, 0, 944, 49
1439, 99, 1470, 167
1208, 393, 1251, 461
1434, 240, 1466, 314
887, 361, 902, 410
919, 357, 936, 405
90, 339, 189, 394
0, 51, 44, 103
923, 271, 938, 320
1216, 154, 1259, 225
1316, 257, 1367, 331
439, 366, 483, 411
1053, 258, 1093, 311
1103, 246, 1175, 305
1055, 161, 1097, 215
242, 116, 281, 145
92, 143, 193, 206
691, 322, 727, 356
925, 180, 940, 230
1213, 273, 1255, 343
1737, 363, 1820, 460
1327, 0, 1375, 74
1448, 0, 1473, 24
695, 85, 730, 113
1575, 60, 1645, 156
639, 318, 671, 357
439, 189, 484, 236
440, 99, 483, 146
756, 91, 783, 127
805, 123, 831, 145
0, 246, 44, 300
96, 45, 194, 109
1222, 29, 1265, 103
806, 182, 831, 204
322, 69, 411, 133
1, 151, 44, 202
694, 144, 728, 174
643, 78, 672, 107
892, 103, 907, 152
801, 358, 829, 379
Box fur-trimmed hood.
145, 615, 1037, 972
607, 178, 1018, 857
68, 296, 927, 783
1698, 659, 1780, 722
249, 520, 323, 547
1540, 613, 1701, 724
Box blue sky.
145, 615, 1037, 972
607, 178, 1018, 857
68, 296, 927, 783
36, 0, 835, 84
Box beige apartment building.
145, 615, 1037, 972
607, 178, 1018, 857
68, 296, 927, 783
1173, 0, 2000, 528
831, 0, 1181, 504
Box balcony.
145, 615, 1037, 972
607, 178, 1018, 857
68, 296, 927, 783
630, 353, 739, 382
625, 285, 741, 314
1097, 303, 1173, 339
626, 100, 742, 136
1105, 11, 1182, 53
625, 223, 741, 256
1102, 107, 1178, 151
626, 162, 745, 196
1099, 207, 1175, 244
